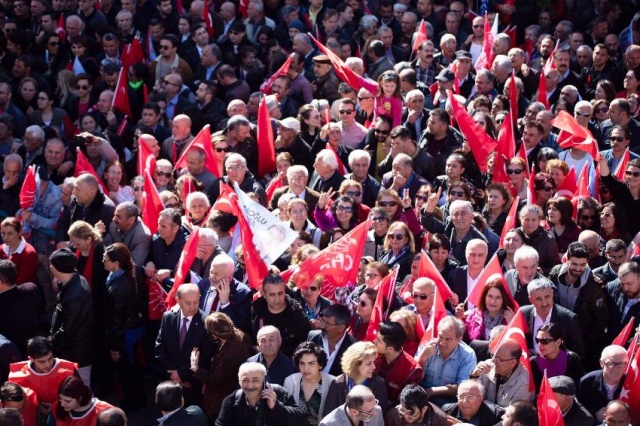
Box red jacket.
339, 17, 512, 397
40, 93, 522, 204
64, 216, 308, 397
52, 399, 113, 425
0, 241, 38, 284
375, 351, 423, 405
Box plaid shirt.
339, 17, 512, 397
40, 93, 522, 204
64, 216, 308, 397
415, 61, 437, 86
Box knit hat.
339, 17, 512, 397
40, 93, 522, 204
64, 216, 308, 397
49, 248, 78, 273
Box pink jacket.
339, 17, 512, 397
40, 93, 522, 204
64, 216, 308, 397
465, 309, 508, 341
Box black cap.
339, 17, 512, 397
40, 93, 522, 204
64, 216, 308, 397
49, 248, 78, 274
435, 69, 455, 82
548, 376, 576, 395
229, 21, 246, 33
456, 50, 472, 60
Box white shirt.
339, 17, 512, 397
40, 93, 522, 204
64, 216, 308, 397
321, 332, 347, 374
532, 310, 553, 353
179, 314, 193, 332
466, 271, 481, 309
203, 287, 219, 315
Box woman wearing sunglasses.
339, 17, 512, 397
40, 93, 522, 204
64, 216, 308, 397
545, 197, 581, 256
314, 193, 359, 233
433, 154, 470, 207
530, 322, 584, 392
347, 287, 378, 341
152, 159, 175, 191
291, 275, 332, 328
379, 222, 415, 283
532, 172, 556, 211
599, 202, 631, 245
576, 197, 602, 232
506, 157, 529, 201
459, 276, 516, 343
598, 155, 640, 237
364, 208, 390, 261
374, 190, 422, 236
348, 261, 388, 309
592, 99, 610, 127
212, 133, 231, 177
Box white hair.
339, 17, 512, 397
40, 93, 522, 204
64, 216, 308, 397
316, 149, 338, 170
514, 246, 539, 264
238, 362, 267, 378
186, 191, 210, 209
348, 149, 371, 166
197, 227, 219, 245
286, 165, 308, 180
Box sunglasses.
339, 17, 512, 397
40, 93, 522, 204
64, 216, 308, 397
506, 169, 523, 175
449, 190, 465, 197
535, 337, 557, 345
540, 186, 555, 192
379, 201, 398, 207
374, 129, 390, 135
307, 286, 319, 291
159, 45, 172, 50
75, 85, 89, 90
625, 170, 640, 177
156, 171, 172, 178
595, 107, 609, 113
412, 292, 432, 300
216, 146, 230, 152
357, 300, 368, 307
165, 203, 180, 208
575, 111, 591, 117
48, 41, 60, 46
358, 96, 373, 101
371, 216, 387, 222
609, 136, 626, 143
581, 214, 598, 221
339, 109, 354, 115
336, 205, 353, 213
473, 24, 483, 28
387, 233, 406, 240
415, 195, 427, 201
346, 191, 362, 197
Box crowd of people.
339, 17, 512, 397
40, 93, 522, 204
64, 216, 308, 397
0, 0, 637, 424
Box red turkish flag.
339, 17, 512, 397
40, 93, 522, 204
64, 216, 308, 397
165, 229, 200, 308
212, 181, 240, 216
234, 187, 270, 290
121, 38, 144, 72
418, 250, 453, 301
465, 254, 519, 310
292, 220, 370, 299
508, 70, 519, 127
416, 286, 448, 355
326, 143, 348, 175
203, 0, 214, 37
449, 91, 496, 172
516, 140, 530, 179
555, 167, 577, 199
265, 173, 284, 205
499, 196, 520, 249
148, 279, 168, 321
137, 135, 157, 177
174, 124, 221, 177
614, 148, 631, 180
112, 68, 132, 118
620, 339, 640, 424
412, 20, 428, 53
142, 169, 164, 234
627, 332, 639, 358
364, 266, 399, 341
537, 70, 550, 110
19, 165, 38, 210
308, 32, 368, 92
260, 54, 293, 94
552, 111, 599, 159
489, 309, 535, 392
257, 98, 276, 178
527, 165, 537, 205
571, 164, 590, 220
73, 148, 106, 193
537, 370, 565, 426
612, 316, 636, 347
56, 13, 66, 43
497, 111, 516, 162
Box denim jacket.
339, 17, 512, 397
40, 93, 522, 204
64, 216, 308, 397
22, 182, 62, 254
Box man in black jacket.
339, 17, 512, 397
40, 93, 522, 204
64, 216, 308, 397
216, 362, 305, 426
549, 375, 596, 425
49, 248, 93, 386
442, 380, 504, 426
307, 304, 355, 377
155, 381, 208, 426
55, 173, 116, 244
604, 261, 640, 346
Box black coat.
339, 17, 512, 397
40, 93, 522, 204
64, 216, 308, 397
578, 370, 625, 418
604, 279, 640, 346
0, 283, 40, 358
50, 274, 94, 367
56, 191, 116, 242
161, 405, 209, 426
307, 330, 356, 377
519, 304, 585, 360
104, 272, 144, 353
442, 401, 505, 426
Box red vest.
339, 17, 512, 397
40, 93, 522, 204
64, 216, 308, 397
52, 399, 113, 426
375, 351, 423, 404
9, 359, 78, 405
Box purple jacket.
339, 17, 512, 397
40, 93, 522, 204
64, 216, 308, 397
465, 309, 508, 341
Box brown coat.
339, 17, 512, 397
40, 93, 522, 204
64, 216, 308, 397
192, 331, 252, 421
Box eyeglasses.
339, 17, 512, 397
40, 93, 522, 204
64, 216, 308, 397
365, 273, 379, 279
449, 190, 465, 197
506, 169, 523, 175
133, 186, 144, 192
574, 111, 591, 117
216, 146, 230, 152
357, 300, 369, 307
609, 136, 626, 143
541, 186, 555, 192
165, 203, 180, 208
595, 107, 609, 113
625, 170, 640, 177
156, 171, 172, 178
473, 24, 483, 28
75, 85, 89, 90
581, 214, 598, 221
339, 109, 354, 115
371, 216, 387, 222
492, 355, 517, 363
387, 233, 406, 240
162, 79, 178, 86
374, 129, 390, 135
355, 400, 379, 416
602, 361, 628, 369
457, 394, 480, 402
358, 96, 373, 101
412, 292, 433, 300
336, 205, 353, 213
48, 41, 60, 46
379, 201, 398, 207
535, 337, 557, 345
346, 191, 361, 197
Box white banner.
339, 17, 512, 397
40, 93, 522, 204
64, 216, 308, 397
234, 183, 298, 265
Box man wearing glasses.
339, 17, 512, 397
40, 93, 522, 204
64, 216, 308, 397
578, 345, 629, 422
469, 339, 532, 408
335, 99, 367, 150
319, 385, 383, 426
442, 380, 504, 425
601, 124, 638, 172
307, 304, 355, 377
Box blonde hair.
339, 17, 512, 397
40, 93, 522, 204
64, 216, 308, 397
68, 220, 102, 243
340, 341, 378, 377
383, 221, 415, 252
389, 308, 419, 340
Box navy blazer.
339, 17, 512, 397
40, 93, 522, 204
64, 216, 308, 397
155, 309, 208, 384
307, 330, 356, 377
446, 266, 470, 305
197, 278, 253, 333
519, 304, 585, 360
578, 370, 625, 418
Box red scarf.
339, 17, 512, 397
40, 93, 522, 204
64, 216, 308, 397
76, 244, 95, 289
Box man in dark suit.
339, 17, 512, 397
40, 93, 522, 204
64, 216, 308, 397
604, 260, 640, 346
519, 278, 585, 360
446, 239, 488, 306
578, 345, 628, 422
307, 304, 355, 377
161, 73, 204, 134
197, 253, 252, 333
380, 153, 431, 200
401, 91, 431, 142
269, 165, 320, 212
155, 381, 208, 426
182, 23, 211, 73
308, 150, 345, 194
155, 284, 211, 406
